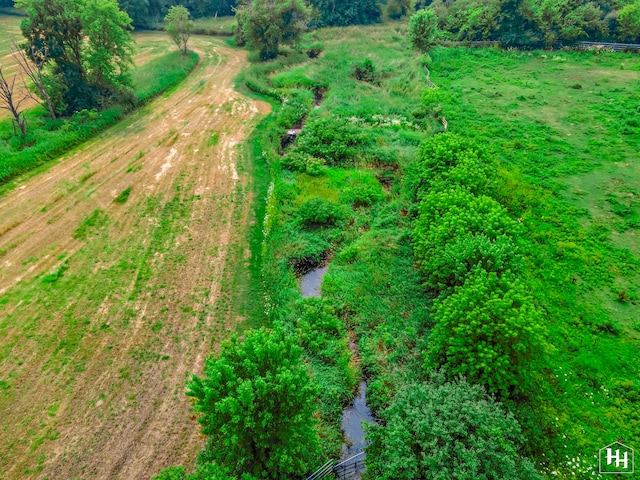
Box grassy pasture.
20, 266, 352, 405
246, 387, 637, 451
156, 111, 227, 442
427, 47, 640, 476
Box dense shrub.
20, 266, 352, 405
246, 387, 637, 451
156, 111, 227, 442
296, 197, 343, 227
341, 184, 385, 208
186, 326, 321, 479
366, 372, 542, 480
413, 188, 519, 271
293, 116, 366, 166
426, 269, 546, 397
351, 58, 380, 85
408, 133, 497, 199
420, 233, 519, 292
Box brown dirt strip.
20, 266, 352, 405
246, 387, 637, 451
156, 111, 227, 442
0, 35, 269, 480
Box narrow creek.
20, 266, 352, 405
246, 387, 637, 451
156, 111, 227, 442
300, 265, 376, 476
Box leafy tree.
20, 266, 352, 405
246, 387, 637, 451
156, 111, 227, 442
408, 8, 439, 52
186, 326, 321, 479
426, 269, 547, 397
521, 0, 607, 45
83, 0, 135, 97
235, 0, 312, 60
366, 372, 542, 480
19, 0, 134, 114
165, 5, 194, 55
618, 0, 640, 40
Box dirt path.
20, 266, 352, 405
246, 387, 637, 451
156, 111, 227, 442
0, 36, 269, 479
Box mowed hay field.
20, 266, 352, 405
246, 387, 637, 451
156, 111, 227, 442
0, 25, 269, 480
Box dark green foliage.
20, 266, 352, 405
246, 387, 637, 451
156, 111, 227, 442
366, 373, 542, 480
20, 0, 135, 115
186, 326, 321, 479
426, 269, 546, 397
408, 7, 438, 52
351, 58, 380, 85
235, 0, 312, 60
296, 197, 343, 227
427, 0, 637, 45
293, 116, 366, 166
308, 0, 381, 27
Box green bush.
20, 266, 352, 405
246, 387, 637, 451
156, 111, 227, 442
413, 188, 519, 272
408, 133, 497, 199
426, 269, 547, 398
341, 184, 385, 208
293, 116, 367, 166
366, 372, 542, 480
351, 58, 380, 85
296, 197, 343, 227
420, 233, 519, 292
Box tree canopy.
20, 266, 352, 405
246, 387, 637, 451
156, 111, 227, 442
165, 5, 194, 55
235, 0, 313, 60
19, 0, 134, 115
185, 326, 321, 479
366, 373, 542, 480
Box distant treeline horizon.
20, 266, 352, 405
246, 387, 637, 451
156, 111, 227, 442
1, 0, 637, 45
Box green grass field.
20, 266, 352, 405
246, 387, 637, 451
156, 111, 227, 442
240, 24, 640, 479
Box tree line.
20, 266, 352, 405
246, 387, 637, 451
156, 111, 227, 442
423, 0, 640, 45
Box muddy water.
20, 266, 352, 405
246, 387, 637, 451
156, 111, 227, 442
300, 265, 329, 297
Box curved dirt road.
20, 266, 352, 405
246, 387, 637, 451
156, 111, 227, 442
0, 36, 269, 479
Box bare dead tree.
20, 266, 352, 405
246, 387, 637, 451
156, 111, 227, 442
12, 39, 56, 120
0, 65, 29, 136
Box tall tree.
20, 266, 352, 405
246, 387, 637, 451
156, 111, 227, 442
165, 5, 194, 55
83, 0, 136, 100
18, 0, 135, 114
235, 0, 313, 60
186, 326, 321, 479
408, 8, 439, 52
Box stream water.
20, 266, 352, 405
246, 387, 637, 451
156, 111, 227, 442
300, 265, 329, 298
299, 264, 375, 478
341, 381, 376, 458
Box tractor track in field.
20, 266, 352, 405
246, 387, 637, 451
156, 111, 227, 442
0, 36, 269, 480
